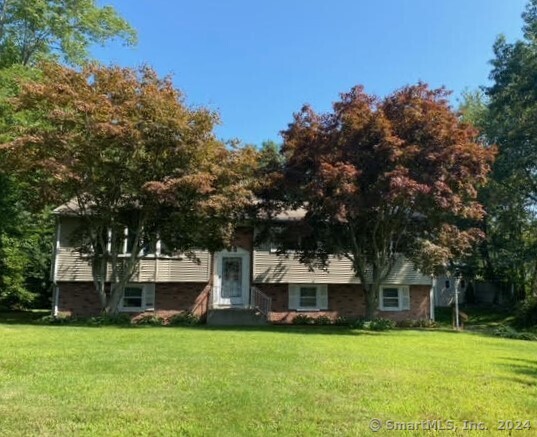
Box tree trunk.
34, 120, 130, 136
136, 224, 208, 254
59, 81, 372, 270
104, 282, 124, 315
364, 282, 381, 320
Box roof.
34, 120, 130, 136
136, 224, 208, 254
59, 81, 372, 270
53, 199, 81, 216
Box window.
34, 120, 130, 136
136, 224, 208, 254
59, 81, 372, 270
118, 227, 154, 257
379, 285, 410, 311
289, 284, 328, 311
299, 287, 318, 308
120, 284, 155, 312
122, 287, 143, 309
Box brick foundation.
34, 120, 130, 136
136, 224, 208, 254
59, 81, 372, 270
57, 281, 431, 323
57, 282, 210, 318
255, 283, 431, 323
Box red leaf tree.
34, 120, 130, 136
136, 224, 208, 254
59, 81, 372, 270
2, 62, 257, 314
273, 83, 495, 319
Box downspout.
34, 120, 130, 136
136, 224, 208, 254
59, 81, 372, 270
50, 215, 61, 316
430, 275, 436, 321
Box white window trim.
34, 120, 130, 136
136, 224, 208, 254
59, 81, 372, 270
117, 226, 158, 258
379, 285, 409, 311
289, 284, 328, 311
119, 283, 155, 312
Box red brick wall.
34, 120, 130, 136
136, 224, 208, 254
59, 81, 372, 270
377, 285, 431, 321
58, 280, 431, 322
155, 283, 210, 318
58, 282, 102, 317
57, 282, 211, 318
256, 283, 431, 323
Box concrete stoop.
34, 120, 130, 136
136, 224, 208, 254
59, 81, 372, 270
207, 308, 268, 326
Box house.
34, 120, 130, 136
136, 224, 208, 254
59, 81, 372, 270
51, 205, 435, 324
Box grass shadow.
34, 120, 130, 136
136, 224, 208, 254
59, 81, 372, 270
499, 357, 537, 385
198, 324, 384, 336
0, 310, 49, 325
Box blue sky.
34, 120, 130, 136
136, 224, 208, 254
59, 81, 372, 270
94, 0, 527, 146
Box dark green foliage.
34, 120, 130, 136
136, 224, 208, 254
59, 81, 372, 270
292, 314, 315, 325
312, 315, 332, 326
396, 319, 438, 328
457, 2, 537, 298
167, 312, 200, 326
133, 314, 165, 326
85, 314, 132, 326
0, 172, 54, 309
365, 318, 396, 331
333, 316, 354, 326
493, 325, 536, 341
514, 298, 537, 328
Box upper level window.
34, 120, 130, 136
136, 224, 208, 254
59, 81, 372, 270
119, 227, 154, 257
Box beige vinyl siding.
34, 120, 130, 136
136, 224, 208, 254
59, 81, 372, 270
55, 248, 211, 283
253, 250, 432, 285
55, 216, 211, 283
155, 257, 210, 282
56, 249, 94, 282
254, 251, 359, 284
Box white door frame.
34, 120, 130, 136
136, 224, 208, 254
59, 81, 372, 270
213, 248, 250, 308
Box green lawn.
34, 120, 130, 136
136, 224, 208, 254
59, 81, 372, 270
0, 324, 536, 436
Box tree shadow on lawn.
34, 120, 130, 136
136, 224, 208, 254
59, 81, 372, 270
0, 312, 387, 336
498, 357, 537, 386
0, 310, 49, 324
199, 325, 385, 336
0, 310, 508, 338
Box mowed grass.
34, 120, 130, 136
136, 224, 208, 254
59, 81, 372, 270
0, 324, 536, 436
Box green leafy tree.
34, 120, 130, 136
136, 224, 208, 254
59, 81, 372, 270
0, 0, 136, 67
0, 0, 136, 309
456, 1, 537, 300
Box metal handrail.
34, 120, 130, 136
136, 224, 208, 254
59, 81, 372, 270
250, 286, 272, 316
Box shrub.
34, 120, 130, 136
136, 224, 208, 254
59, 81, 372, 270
292, 314, 315, 325
86, 314, 132, 326
416, 319, 438, 328
313, 315, 333, 325
514, 298, 537, 329
367, 318, 396, 331
133, 314, 165, 326
333, 316, 351, 326
396, 319, 438, 329
493, 325, 536, 341
396, 319, 415, 328
349, 318, 365, 329
167, 312, 200, 326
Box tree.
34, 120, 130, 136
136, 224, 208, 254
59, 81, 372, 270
3, 62, 256, 314
480, 0, 537, 298
459, 89, 537, 299
0, 0, 136, 67
0, 0, 136, 309
269, 84, 495, 319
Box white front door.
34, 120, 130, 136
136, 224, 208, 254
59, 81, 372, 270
213, 249, 250, 307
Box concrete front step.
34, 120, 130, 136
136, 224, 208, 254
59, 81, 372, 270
207, 308, 268, 326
